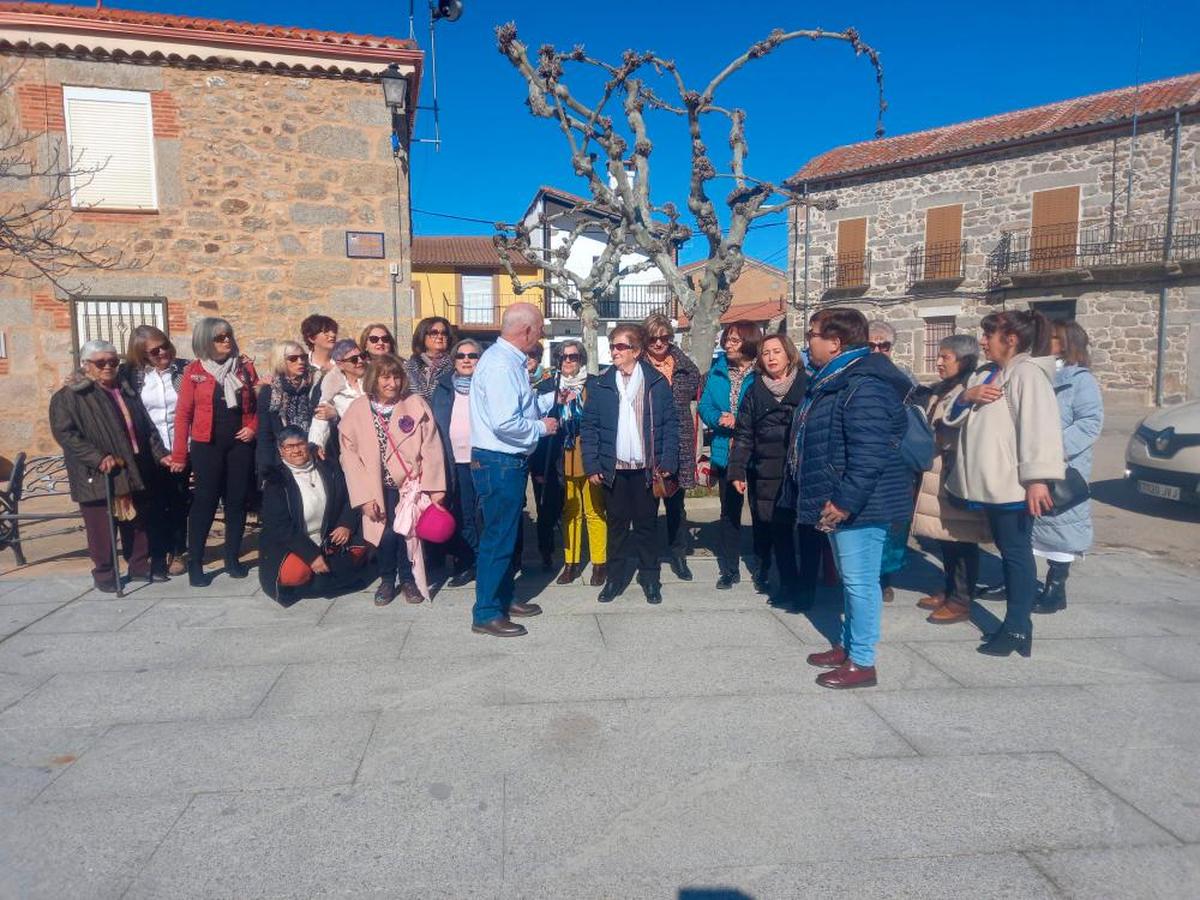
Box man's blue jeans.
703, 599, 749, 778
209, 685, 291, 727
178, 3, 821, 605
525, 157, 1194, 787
471, 449, 529, 626
828, 522, 889, 667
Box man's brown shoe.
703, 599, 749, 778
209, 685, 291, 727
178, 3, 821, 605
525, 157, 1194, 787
589, 563, 607, 587
472, 618, 528, 637
556, 564, 580, 585
927, 599, 970, 624
806, 646, 847, 668
508, 601, 543, 618
816, 661, 877, 690
917, 593, 946, 611
399, 581, 423, 604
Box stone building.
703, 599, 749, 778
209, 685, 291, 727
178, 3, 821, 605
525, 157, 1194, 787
786, 72, 1200, 403
0, 3, 422, 452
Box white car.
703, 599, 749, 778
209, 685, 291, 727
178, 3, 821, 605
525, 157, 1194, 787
1125, 400, 1200, 505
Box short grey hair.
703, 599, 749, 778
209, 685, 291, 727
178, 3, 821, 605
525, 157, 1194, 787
80, 339, 117, 361
867, 319, 897, 341
192, 317, 239, 362
450, 338, 482, 359
552, 339, 587, 368
939, 333, 980, 367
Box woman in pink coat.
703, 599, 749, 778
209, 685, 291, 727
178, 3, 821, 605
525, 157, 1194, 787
338, 354, 447, 606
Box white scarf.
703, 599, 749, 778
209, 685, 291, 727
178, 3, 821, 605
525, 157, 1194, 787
201, 356, 243, 408
614, 363, 645, 466
558, 370, 588, 392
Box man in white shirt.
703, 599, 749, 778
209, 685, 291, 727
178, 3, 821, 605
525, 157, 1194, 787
469, 303, 558, 637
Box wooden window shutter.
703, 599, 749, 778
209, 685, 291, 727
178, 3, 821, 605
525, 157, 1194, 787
1030, 186, 1080, 271
62, 87, 158, 210
924, 205, 963, 279
836, 218, 867, 287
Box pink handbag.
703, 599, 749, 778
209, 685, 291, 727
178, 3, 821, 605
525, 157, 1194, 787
415, 502, 456, 543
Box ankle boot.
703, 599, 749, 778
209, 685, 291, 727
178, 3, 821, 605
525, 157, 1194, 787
556, 564, 580, 585
669, 554, 693, 582
188, 562, 212, 588
589, 563, 607, 587
637, 572, 662, 605
1033, 561, 1069, 614
978, 627, 1032, 658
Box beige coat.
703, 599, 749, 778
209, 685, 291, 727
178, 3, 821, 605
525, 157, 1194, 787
945, 353, 1065, 505
338, 393, 447, 547
911, 385, 992, 544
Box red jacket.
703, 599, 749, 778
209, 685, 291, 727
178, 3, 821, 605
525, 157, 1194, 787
172, 357, 259, 463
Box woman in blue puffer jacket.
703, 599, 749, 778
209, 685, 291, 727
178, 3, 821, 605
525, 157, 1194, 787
785, 308, 912, 691
1031, 320, 1103, 614
698, 321, 760, 590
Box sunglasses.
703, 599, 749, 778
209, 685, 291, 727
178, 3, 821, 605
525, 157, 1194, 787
213, 333, 233, 343
286, 353, 310, 364
341, 353, 365, 365
367, 334, 391, 344
147, 345, 171, 357
869, 341, 893, 352
610, 343, 635, 353
559, 352, 581, 361
455, 352, 481, 360
427, 329, 450, 337
89, 357, 120, 369
647, 335, 671, 346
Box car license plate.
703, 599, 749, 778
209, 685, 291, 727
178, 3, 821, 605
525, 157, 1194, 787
1138, 480, 1181, 501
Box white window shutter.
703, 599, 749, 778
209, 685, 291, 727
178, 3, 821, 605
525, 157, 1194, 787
63, 87, 158, 210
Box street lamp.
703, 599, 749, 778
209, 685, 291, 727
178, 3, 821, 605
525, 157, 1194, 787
380, 63, 409, 116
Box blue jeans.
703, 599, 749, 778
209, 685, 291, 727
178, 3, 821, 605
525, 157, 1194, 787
829, 523, 889, 667
471, 449, 529, 626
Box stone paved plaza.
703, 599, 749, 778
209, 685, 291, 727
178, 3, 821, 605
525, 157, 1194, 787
0, 540, 1198, 899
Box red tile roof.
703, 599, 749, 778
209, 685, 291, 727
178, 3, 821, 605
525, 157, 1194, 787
413, 236, 538, 270
790, 71, 1200, 184
675, 296, 786, 329
0, 2, 418, 61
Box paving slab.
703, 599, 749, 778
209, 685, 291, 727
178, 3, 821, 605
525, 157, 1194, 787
357, 694, 913, 786
122, 593, 331, 630
0, 672, 46, 712
123, 783, 503, 899
0, 628, 205, 675
0, 724, 106, 805
0, 796, 189, 899
594, 608, 801, 653
0, 664, 283, 728
0, 577, 91, 607
399, 612, 604, 659
23, 597, 159, 634
502, 753, 1174, 880
865, 683, 1200, 756
40, 711, 376, 800
1028, 844, 1200, 900
0, 603, 62, 639
1103, 635, 1200, 681
905, 637, 1171, 687
187, 619, 409, 668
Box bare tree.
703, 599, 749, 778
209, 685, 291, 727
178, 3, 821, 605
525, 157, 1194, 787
493, 23, 884, 372
0, 66, 129, 294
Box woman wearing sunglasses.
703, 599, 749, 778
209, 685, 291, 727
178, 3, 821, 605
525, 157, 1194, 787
170, 317, 259, 586
359, 323, 399, 361
255, 340, 319, 481
308, 339, 368, 457
405, 316, 455, 400
119, 325, 191, 577
431, 338, 485, 586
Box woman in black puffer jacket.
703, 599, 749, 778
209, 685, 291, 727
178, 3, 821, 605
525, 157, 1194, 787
727, 333, 812, 606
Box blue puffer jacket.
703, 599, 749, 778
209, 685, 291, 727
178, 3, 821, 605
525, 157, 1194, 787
786, 350, 914, 527
698, 352, 754, 468
581, 361, 679, 485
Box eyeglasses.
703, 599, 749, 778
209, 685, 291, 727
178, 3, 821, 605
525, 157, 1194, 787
559, 352, 581, 361
88, 357, 119, 369
280, 442, 308, 453
341, 353, 365, 365
804, 330, 821, 341
286, 353, 310, 364
455, 352, 481, 360
427, 329, 450, 337
146, 345, 170, 357
647, 335, 671, 346
213, 333, 233, 343
869, 341, 893, 352
610, 343, 635, 353
367, 334, 391, 344
724, 337, 744, 345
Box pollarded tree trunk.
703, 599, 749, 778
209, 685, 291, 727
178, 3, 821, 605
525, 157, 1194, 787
688, 289, 721, 373
579, 295, 601, 375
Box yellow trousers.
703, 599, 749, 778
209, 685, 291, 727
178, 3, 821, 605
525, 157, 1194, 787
562, 475, 607, 565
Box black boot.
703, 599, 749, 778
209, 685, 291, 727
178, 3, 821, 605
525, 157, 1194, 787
752, 566, 770, 595
188, 562, 212, 588
1033, 561, 1069, 615
716, 567, 740, 590
638, 572, 663, 605
978, 627, 1032, 658
669, 554, 693, 581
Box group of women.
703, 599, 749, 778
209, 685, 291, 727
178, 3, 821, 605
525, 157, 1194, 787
50, 303, 1103, 688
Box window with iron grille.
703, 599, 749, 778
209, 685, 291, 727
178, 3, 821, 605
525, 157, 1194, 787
70, 296, 168, 363
923, 316, 956, 374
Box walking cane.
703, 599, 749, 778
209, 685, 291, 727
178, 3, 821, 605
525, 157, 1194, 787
104, 470, 124, 598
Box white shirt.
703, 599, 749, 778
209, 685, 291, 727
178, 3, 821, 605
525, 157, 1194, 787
469, 337, 554, 455
286, 463, 328, 543
140, 366, 178, 448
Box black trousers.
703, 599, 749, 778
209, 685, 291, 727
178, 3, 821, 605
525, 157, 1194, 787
713, 465, 745, 576
657, 490, 688, 556
752, 502, 799, 584
795, 522, 824, 596
534, 473, 561, 558
146, 464, 190, 565
986, 506, 1036, 634
938, 539, 979, 605
188, 435, 253, 565
605, 470, 661, 581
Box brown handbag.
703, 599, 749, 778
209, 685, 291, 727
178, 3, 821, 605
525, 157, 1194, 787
648, 377, 679, 499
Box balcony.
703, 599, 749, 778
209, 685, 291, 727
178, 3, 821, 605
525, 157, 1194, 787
424, 293, 525, 331
546, 283, 677, 321
821, 250, 872, 294
907, 240, 967, 287
988, 216, 1200, 288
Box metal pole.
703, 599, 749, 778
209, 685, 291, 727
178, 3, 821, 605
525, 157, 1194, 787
104, 471, 124, 597
1154, 110, 1182, 407
802, 181, 811, 327
391, 270, 400, 339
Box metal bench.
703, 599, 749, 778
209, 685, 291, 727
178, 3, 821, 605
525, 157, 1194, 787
0, 452, 85, 567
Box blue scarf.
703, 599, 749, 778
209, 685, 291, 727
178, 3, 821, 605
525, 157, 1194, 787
453, 374, 472, 395
787, 346, 871, 477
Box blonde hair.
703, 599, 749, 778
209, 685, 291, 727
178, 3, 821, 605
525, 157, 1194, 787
269, 340, 308, 377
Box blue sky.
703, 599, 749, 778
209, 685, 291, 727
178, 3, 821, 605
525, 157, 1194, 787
85, 1, 1199, 265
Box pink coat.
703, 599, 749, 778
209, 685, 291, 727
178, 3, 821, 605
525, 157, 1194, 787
338, 393, 447, 548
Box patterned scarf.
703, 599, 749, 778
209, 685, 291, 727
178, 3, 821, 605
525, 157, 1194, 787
728, 363, 751, 413
270, 373, 314, 430
558, 374, 587, 451
453, 374, 472, 395
370, 401, 398, 489
761, 368, 798, 401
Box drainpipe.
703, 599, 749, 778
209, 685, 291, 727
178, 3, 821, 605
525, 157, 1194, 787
1154, 110, 1182, 407
802, 181, 811, 327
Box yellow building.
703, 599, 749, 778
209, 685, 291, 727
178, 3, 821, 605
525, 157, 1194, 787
411, 236, 542, 339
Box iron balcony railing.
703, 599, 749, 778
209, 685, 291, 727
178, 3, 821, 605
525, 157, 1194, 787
821, 250, 872, 292
546, 283, 677, 321
445, 293, 524, 329
907, 240, 967, 285
988, 216, 1200, 285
